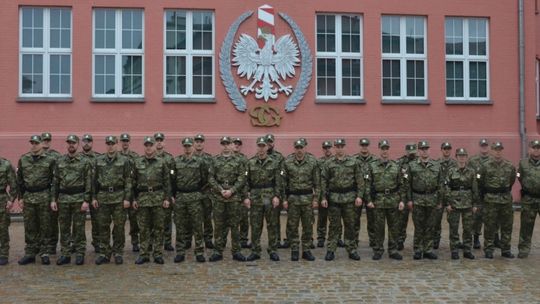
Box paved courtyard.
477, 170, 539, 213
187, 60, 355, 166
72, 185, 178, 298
1, 212, 540, 303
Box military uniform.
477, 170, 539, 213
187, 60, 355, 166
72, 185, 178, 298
433, 143, 457, 248
355, 139, 378, 248
154, 133, 175, 251
321, 139, 365, 260
317, 141, 334, 246
120, 133, 141, 251
395, 144, 417, 249
407, 141, 443, 259
41, 133, 61, 254
265, 134, 287, 248
94, 136, 132, 264
193, 134, 215, 249
17, 135, 56, 264
445, 148, 479, 258
477, 142, 516, 258
133, 137, 172, 263
233, 142, 250, 248
0, 156, 16, 264
81, 134, 101, 252
172, 138, 208, 262
283, 142, 320, 260
468, 139, 492, 246
517, 140, 540, 258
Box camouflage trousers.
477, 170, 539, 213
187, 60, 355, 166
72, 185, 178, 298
202, 195, 214, 243
397, 208, 410, 245
138, 206, 166, 259
447, 208, 473, 252
127, 207, 140, 245
58, 202, 87, 257
286, 197, 313, 253
366, 206, 375, 247
97, 203, 126, 258
317, 207, 342, 242
372, 207, 399, 255
174, 199, 204, 256
23, 202, 51, 257
472, 204, 483, 236
275, 204, 286, 246
483, 203, 513, 254
433, 207, 444, 244
250, 202, 280, 255
327, 202, 357, 254
0, 200, 10, 258
412, 205, 437, 254
353, 206, 362, 247
213, 200, 241, 255
163, 207, 173, 246
238, 204, 250, 244
90, 204, 99, 250
49, 208, 59, 253
518, 203, 540, 255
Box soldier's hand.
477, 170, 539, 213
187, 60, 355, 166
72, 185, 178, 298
446, 205, 453, 212
321, 200, 328, 208
92, 200, 99, 209
407, 201, 413, 210
6, 201, 13, 211
354, 197, 363, 207
123, 200, 130, 209
19, 199, 24, 210
222, 190, 233, 198
272, 197, 280, 208
312, 200, 319, 209
50, 201, 58, 211
367, 202, 375, 209
436, 203, 442, 209
243, 198, 251, 209
282, 200, 289, 210
132, 201, 139, 210
81, 202, 90, 212
473, 207, 478, 213
163, 200, 170, 209
398, 201, 404, 211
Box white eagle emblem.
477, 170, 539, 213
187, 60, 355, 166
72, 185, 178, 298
233, 35, 300, 101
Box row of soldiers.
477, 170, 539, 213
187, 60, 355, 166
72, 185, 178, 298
0, 132, 539, 265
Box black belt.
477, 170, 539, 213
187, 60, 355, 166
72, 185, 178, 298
522, 190, 540, 199
59, 187, 85, 195
484, 187, 510, 194
138, 185, 163, 193
250, 183, 275, 189
99, 186, 124, 193
450, 186, 472, 191
329, 186, 356, 194
25, 185, 50, 193
176, 187, 201, 194
287, 189, 313, 196
374, 188, 398, 195
413, 189, 437, 195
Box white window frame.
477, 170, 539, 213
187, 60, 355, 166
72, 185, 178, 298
163, 10, 215, 99
315, 14, 364, 101
92, 9, 145, 99
19, 7, 72, 98
445, 17, 490, 102
381, 15, 427, 100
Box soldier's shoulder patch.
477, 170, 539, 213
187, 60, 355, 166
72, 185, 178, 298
280, 170, 284, 176
245, 171, 248, 176
170, 169, 174, 175
364, 174, 369, 179
476, 174, 481, 179
403, 174, 408, 179
516, 172, 520, 178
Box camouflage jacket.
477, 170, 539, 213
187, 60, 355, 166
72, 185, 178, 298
468, 154, 491, 172
171, 154, 208, 202
245, 155, 282, 204
478, 158, 516, 205
16, 151, 56, 204
517, 157, 540, 204
208, 154, 246, 202
93, 152, 133, 204
52, 154, 92, 204
366, 159, 408, 208
44, 148, 62, 159
321, 155, 365, 204
407, 158, 443, 207
133, 155, 172, 207
195, 151, 213, 191
267, 149, 285, 166
282, 155, 320, 204
81, 150, 101, 198
444, 166, 480, 209
0, 157, 17, 202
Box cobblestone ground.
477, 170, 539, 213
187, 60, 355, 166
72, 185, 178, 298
1, 212, 540, 303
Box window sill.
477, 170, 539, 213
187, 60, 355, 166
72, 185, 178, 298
315, 99, 366, 104
17, 97, 73, 103
91, 98, 145, 103
162, 97, 216, 103
445, 99, 493, 105
381, 99, 430, 105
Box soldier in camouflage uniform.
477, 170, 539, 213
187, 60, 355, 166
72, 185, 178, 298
233, 137, 251, 249
132, 137, 172, 264
321, 138, 365, 261
193, 134, 214, 249
445, 148, 478, 260
396, 143, 417, 250
468, 138, 492, 249
355, 138, 378, 248
317, 141, 336, 248
517, 140, 540, 258
41, 132, 61, 255
154, 133, 175, 252
208, 137, 247, 262
0, 153, 17, 265
17, 135, 56, 265
283, 139, 320, 261
478, 142, 516, 259
51, 135, 92, 265
171, 138, 208, 263
265, 134, 288, 249
244, 137, 283, 261
119, 133, 140, 252
93, 136, 132, 265
407, 141, 443, 260
81, 134, 101, 253
366, 140, 406, 260
433, 142, 457, 249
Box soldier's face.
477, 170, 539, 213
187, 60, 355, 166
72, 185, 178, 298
379, 147, 389, 159
442, 148, 452, 158
156, 139, 164, 150
294, 146, 305, 158
105, 142, 116, 154
221, 142, 233, 153
144, 143, 156, 156
267, 141, 275, 149
407, 152, 416, 160
121, 141, 130, 150
42, 139, 51, 148
82, 140, 93, 152
359, 144, 369, 155
194, 140, 204, 151
418, 148, 429, 159
334, 145, 345, 156
233, 143, 242, 152
183, 145, 193, 155
491, 148, 503, 160
479, 145, 489, 154
66, 141, 79, 154
256, 144, 268, 155
30, 141, 42, 153
457, 154, 468, 166
530, 147, 540, 159
323, 146, 332, 157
